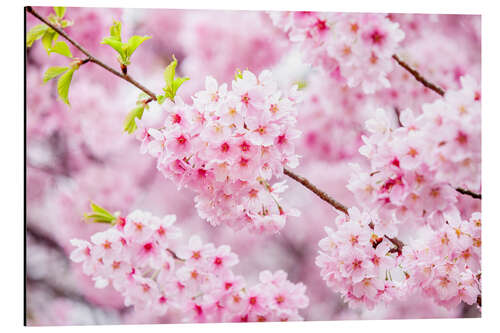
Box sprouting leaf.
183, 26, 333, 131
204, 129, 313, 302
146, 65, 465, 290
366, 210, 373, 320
43, 66, 69, 83
60, 19, 73, 28
101, 37, 125, 58
101, 21, 150, 66
57, 68, 75, 105
123, 105, 145, 134
84, 202, 117, 224
41, 29, 58, 54
49, 41, 73, 58
26, 24, 48, 47
162, 55, 189, 100
109, 20, 122, 41
126, 35, 151, 58
234, 68, 243, 80
173, 77, 190, 93
53, 6, 66, 18
157, 94, 166, 105
163, 55, 178, 86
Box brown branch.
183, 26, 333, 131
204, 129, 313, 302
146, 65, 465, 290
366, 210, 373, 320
166, 248, 185, 262
456, 187, 482, 200
284, 167, 349, 215
392, 54, 445, 97
26, 6, 157, 101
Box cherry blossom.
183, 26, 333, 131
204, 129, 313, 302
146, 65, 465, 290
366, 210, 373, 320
70, 209, 309, 322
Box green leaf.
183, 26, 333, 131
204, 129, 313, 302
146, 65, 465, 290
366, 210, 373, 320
54, 6, 66, 18
123, 106, 145, 134
49, 41, 73, 58
43, 66, 69, 83
101, 36, 127, 64
57, 68, 75, 105
164, 55, 178, 86
172, 77, 190, 94
41, 29, 58, 54
60, 19, 73, 28
84, 205, 116, 223
101, 36, 124, 55
234, 68, 243, 80
125, 35, 151, 58
26, 24, 48, 47
157, 94, 166, 105
109, 20, 122, 41
84, 202, 117, 224
161, 55, 188, 100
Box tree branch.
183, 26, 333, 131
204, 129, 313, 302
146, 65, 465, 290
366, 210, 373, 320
456, 187, 482, 200
26, 6, 157, 101
283, 167, 349, 215
392, 54, 445, 97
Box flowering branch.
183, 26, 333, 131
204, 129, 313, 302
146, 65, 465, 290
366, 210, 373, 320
27, 6, 478, 252
392, 54, 445, 96
26, 6, 157, 101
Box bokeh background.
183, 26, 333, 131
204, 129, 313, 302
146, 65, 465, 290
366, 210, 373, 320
26, 6, 481, 325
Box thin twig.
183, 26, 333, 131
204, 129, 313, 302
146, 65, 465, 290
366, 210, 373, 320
166, 248, 185, 262
392, 54, 445, 97
284, 167, 349, 215
456, 187, 482, 200
26, 6, 157, 101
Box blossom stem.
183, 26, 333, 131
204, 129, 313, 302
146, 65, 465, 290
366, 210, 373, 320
283, 167, 349, 215
392, 54, 445, 97
26, 6, 157, 101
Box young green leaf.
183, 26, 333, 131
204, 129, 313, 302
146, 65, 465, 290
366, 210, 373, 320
234, 68, 243, 80
125, 35, 151, 58
26, 24, 48, 47
49, 41, 73, 58
43, 66, 69, 83
109, 20, 122, 41
123, 105, 145, 134
172, 77, 190, 94
157, 94, 166, 105
101, 37, 125, 59
84, 202, 117, 224
57, 68, 75, 105
41, 29, 58, 54
164, 55, 178, 86
53, 6, 66, 18
101, 21, 150, 66
162, 55, 189, 100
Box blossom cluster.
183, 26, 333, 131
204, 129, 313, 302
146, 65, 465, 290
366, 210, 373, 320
347, 76, 481, 232
316, 208, 481, 310
137, 70, 303, 234
269, 12, 405, 93
315, 207, 402, 310
70, 209, 309, 322
401, 211, 481, 309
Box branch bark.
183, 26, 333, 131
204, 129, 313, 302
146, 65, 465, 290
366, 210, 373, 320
283, 167, 349, 215
392, 54, 445, 97
456, 187, 482, 200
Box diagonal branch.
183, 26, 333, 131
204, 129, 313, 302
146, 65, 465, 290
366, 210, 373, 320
284, 167, 349, 215
456, 187, 482, 200
392, 54, 445, 97
26, 6, 157, 101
